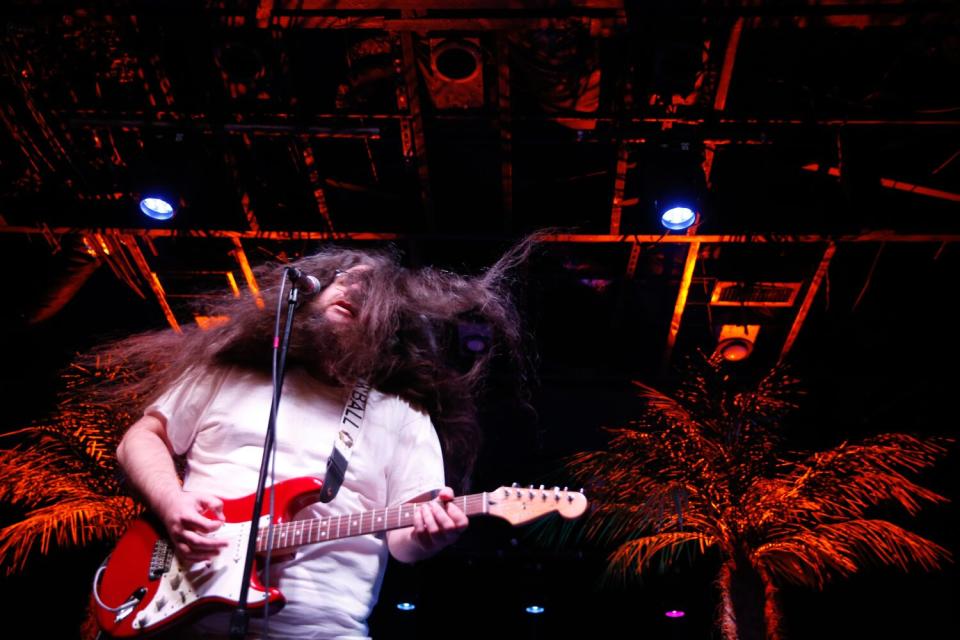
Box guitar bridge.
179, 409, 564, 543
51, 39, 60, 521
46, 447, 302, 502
149, 538, 174, 580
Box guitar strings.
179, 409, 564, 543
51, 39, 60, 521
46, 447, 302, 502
257, 494, 490, 550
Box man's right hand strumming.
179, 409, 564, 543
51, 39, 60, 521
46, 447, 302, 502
157, 490, 228, 563
118, 414, 229, 563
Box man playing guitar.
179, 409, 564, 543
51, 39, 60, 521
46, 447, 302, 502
104, 238, 541, 639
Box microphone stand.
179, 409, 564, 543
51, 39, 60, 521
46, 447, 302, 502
229, 275, 306, 639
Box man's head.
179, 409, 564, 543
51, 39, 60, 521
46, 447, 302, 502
311, 265, 373, 327
211, 247, 402, 384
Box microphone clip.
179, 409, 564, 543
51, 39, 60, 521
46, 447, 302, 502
285, 267, 322, 297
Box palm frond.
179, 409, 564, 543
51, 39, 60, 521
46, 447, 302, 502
669, 356, 800, 432
630, 380, 697, 425
562, 489, 729, 553
755, 518, 950, 589
752, 531, 859, 589
565, 445, 662, 494
47, 398, 130, 468
0, 364, 137, 576
607, 531, 715, 581
744, 435, 951, 527
0, 446, 120, 509
0, 494, 140, 573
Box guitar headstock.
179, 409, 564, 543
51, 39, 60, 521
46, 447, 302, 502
486, 484, 588, 526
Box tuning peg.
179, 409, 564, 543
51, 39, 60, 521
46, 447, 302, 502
512, 482, 519, 488
528, 484, 535, 499
553, 487, 560, 501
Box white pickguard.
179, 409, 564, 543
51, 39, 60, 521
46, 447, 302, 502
132, 516, 273, 632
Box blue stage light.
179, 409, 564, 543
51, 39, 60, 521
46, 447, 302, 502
140, 197, 176, 220
660, 206, 697, 231
525, 605, 545, 614
396, 602, 416, 611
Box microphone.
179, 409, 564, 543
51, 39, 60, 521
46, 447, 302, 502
286, 267, 323, 296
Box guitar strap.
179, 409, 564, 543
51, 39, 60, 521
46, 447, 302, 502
319, 378, 371, 503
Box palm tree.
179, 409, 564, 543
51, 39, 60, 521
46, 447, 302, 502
562, 355, 951, 640
0, 363, 142, 637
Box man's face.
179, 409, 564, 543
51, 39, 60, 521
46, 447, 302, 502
312, 264, 372, 325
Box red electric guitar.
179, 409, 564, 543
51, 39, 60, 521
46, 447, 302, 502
92, 477, 587, 638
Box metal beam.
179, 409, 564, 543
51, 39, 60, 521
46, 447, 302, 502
397, 30, 435, 226
536, 233, 960, 244
223, 142, 261, 232
299, 140, 336, 231
704, 17, 745, 186
270, 16, 623, 30
230, 237, 264, 309
610, 143, 629, 235
713, 17, 743, 113
275, 0, 623, 10
60, 109, 960, 133
662, 241, 701, 371
121, 233, 181, 332
801, 164, 960, 203
62, 113, 381, 139
607, 15, 632, 237
7, 0, 945, 20
625, 241, 641, 279
3, 227, 959, 244
779, 243, 836, 363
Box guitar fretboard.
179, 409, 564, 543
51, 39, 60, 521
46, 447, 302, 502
256, 493, 488, 552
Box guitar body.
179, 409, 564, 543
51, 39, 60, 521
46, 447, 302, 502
93, 477, 325, 638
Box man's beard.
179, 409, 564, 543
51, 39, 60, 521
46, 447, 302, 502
216, 305, 380, 385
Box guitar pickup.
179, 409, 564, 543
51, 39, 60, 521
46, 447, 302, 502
169, 572, 182, 590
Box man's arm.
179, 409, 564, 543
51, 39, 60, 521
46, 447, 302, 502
386, 487, 468, 564
117, 415, 228, 562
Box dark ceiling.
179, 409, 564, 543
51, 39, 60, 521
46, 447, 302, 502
1, 1, 958, 639
2, 0, 959, 375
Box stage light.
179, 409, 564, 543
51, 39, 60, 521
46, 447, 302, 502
665, 609, 686, 618
525, 605, 545, 615
463, 336, 488, 352
433, 39, 482, 83
458, 322, 492, 356
644, 139, 707, 232
715, 324, 760, 362
139, 196, 176, 220
396, 602, 416, 611
660, 205, 697, 231
424, 38, 485, 110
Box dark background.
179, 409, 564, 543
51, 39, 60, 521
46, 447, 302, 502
1, 2, 958, 638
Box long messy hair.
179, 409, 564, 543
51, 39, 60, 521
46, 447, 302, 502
79, 236, 542, 491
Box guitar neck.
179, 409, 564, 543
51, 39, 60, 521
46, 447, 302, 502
256, 493, 487, 552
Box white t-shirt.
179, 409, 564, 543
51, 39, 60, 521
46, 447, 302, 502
145, 365, 445, 640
